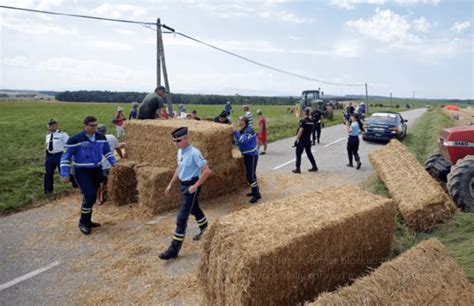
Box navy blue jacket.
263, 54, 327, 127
233, 126, 258, 156
60, 131, 116, 177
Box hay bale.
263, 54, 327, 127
107, 160, 138, 206
136, 166, 179, 216
198, 187, 397, 306
311, 239, 474, 305
135, 157, 247, 216
125, 119, 233, 168
369, 140, 457, 232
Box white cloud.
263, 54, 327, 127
451, 21, 471, 33
88, 3, 146, 19
2, 56, 30, 67
413, 16, 431, 32
346, 8, 418, 43
1, 17, 79, 35
194, 1, 313, 24
331, 0, 440, 9
85, 40, 132, 51
36, 0, 63, 10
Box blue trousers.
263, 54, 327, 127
74, 167, 103, 225
44, 152, 62, 193
171, 177, 207, 251
243, 154, 260, 196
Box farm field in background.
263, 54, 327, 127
0, 99, 414, 213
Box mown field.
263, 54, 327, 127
363, 107, 473, 281
0, 99, 413, 213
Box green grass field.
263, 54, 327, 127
362, 107, 473, 281
0, 100, 412, 213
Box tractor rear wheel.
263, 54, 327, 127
424, 152, 451, 183
447, 156, 474, 211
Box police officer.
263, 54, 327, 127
44, 118, 69, 194
311, 108, 323, 145
233, 116, 262, 203
160, 127, 212, 260
60, 116, 117, 235
293, 108, 318, 174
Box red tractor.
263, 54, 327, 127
424, 126, 474, 211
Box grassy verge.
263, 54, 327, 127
362, 107, 473, 281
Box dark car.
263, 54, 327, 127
363, 112, 407, 142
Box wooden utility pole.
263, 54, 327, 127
365, 83, 369, 114
156, 18, 174, 117
156, 18, 161, 88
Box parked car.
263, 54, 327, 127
363, 112, 408, 142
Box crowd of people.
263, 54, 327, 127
43, 88, 366, 259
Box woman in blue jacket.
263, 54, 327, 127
233, 116, 262, 203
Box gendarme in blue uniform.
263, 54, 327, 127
165, 142, 208, 258
60, 131, 117, 227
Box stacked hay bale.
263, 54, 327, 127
125, 119, 233, 168
311, 239, 474, 305
198, 187, 397, 306
107, 120, 246, 213
369, 140, 457, 231
107, 160, 138, 206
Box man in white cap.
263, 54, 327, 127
113, 106, 126, 139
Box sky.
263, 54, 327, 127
0, 0, 472, 99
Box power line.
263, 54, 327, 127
0, 5, 155, 25
1, 4, 366, 88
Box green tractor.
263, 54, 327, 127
299, 90, 334, 120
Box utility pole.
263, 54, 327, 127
365, 83, 369, 114
156, 18, 161, 88
390, 92, 392, 103
156, 19, 174, 117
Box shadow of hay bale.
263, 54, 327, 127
311, 239, 474, 305
369, 140, 457, 232
198, 186, 397, 306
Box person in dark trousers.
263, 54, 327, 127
60, 116, 117, 235
44, 118, 69, 194
293, 108, 318, 174
137, 86, 166, 119
233, 116, 262, 203
311, 108, 323, 145
160, 127, 212, 260
346, 113, 364, 169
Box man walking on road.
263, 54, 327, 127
60, 116, 117, 235
44, 118, 69, 194
293, 108, 318, 174
311, 108, 322, 145
160, 127, 211, 260
137, 86, 166, 119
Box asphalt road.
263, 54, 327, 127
258, 108, 427, 182
0, 108, 426, 305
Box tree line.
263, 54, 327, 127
55, 90, 298, 105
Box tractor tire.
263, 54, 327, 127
447, 156, 474, 211
424, 152, 451, 183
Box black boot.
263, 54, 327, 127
89, 221, 101, 228
193, 226, 208, 241
78, 223, 91, 235
292, 168, 301, 174
249, 186, 261, 204
346, 163, 353, 167
356, 161, 362, 169
159, 240, 182, 260
308, 166, 318, 172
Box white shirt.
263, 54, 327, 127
245, 111, 253, 129
101, 134, 119, 169
45, 130, 69, 154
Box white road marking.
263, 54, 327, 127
0, 261, 60, 291
323, 137, 347, 148
272, 150, 315, 171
